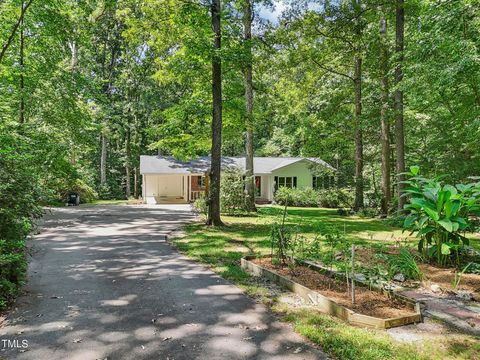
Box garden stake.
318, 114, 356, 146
351, 244, 355, 305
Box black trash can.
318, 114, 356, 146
67, 192, 80, 206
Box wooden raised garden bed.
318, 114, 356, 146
241, 255, 422, 329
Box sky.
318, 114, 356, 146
258, 2, 287, 24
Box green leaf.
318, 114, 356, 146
451, 222, 459, 232
445, 200, 460, 218
438, 218, 453, 232
443, 185, 458, 197
404, 214, 417, 228
410, 166, 420, 176
441, 243, 452, 255
424, 206, 440, 221
419, 215, 429, 227
417, 226, 435, 237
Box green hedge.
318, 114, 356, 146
274, 187, 354, 208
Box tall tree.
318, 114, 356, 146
379, 6, 390, 215
0, 0, 33, 64
207, 0, 223, 226
353, 0, 363, 211
243, 0, 256, 212
394, 0, 406, 213
18, 0, 25, 124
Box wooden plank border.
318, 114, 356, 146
241, 256, 422, 329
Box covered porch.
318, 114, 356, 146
142, 174, 207, 204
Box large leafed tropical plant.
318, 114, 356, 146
403, 167, 480, 266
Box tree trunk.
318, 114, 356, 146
134, 167, 139, 198
125, 126, 131, 198
100, 133, 107, 187
243, 0, 256, 212
69, 40, 78, 70
353, 53, 363, 211
395, 0, 406, 213
380, 9, 391, 216
19, 2, 25, 124
207, 0, 223, 226
0, 0, 33, 64
352, 1, 363, 211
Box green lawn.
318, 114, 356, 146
173, 206, 480, 360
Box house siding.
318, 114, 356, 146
142, 158, 330, 203
270, 160, 316, 200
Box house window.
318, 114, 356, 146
197, 176, 206, 187
313, 175, 334, 189
274, 176, 297, 191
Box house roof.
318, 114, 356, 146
140, 155, 334, 175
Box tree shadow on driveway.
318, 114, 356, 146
0, 205, 326, 360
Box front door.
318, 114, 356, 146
255, 176, 261, 197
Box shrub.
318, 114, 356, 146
317, 188, 354, 208
275, 187, 354, 208
0, 134, 43, 309
97, 182, 127, 201
220, 167, 248, 214
193, 195, 207, 215
403, 166, 480, 267
59, 178, 98, 204
294, 187, 319, 207
275, 187, 318, 207
356, 208, 378, 218
274, 187, 295, 206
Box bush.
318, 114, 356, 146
97, 182, 127, 201
220, 167, 248, 214
275, 187, 354, 208
193, 195, 207, 215
275, 187, 318, 207
60, 179, 98, 204
0, 134, 44, 309
356, 208, 378, 218
317, 188, 354, 208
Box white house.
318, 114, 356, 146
140, 155, 335, 204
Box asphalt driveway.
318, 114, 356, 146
0, 204, 325, 360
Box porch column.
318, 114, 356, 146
142, 174, 146, 203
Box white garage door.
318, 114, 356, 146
145, 175, 184, 197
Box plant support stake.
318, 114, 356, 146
351, 244, 355, 305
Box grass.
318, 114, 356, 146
173, 206, 480, 360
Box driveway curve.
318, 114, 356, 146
0, 204, 325, 360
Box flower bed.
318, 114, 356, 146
241, 255, 422, 329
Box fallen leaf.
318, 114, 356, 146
72, 338, 82, 343
243, 337, 253, 341
162, 337, 172, 341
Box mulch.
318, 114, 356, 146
253, 257, 417, 319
